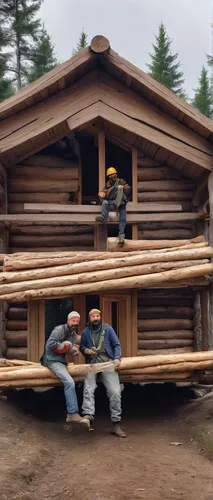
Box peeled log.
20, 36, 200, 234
6, 348, 27, 360
8, 192, 71, 204
107, 236, 206, 252
6, 320, 27, 331
0, 260, 208, 296
138, 318, 194, 331
9, 166, 78, 180
137, 167, 182, 181
138, 339, 193, 349
7, 308, 27, 320
138, 331, 194, 340
138, 191, 193, 202
10, 225, 93, 236
138, 229, 193, 240
5, 331, 27, 347
137, 348, 193, 355
121, 360, 213, 375
138, 180, 194, 192
8, 178, 78, 193
1, 263, 212, 301
138, 306, 194, 319
10, 234, 94, 248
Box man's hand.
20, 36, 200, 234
63, 341, 72, 347
118, 185, 123, 189
71, 346, 79, 356
114, 359, 121, 369
85, 348, 96, 355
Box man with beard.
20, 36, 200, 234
80, 309, 126, 438
42, 311, 84, 425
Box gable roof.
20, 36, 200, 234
0, 35, 212, 182
0, 35, 212, 139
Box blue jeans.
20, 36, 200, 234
47, 362, 79, 416
101, 200, 126, 235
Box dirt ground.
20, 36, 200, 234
0, 383, 213, 500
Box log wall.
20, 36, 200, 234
4, 302, 28, 360
137, 289, 195, 356
7, 153, 94, 252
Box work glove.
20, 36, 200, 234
114, 359, 121, 369
85, 348, 97, 355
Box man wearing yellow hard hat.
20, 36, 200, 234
80, 308, 126, 438
95, 167, 131, 245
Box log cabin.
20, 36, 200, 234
0, 35, 213, 384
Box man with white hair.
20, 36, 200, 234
42, 311, 84, 425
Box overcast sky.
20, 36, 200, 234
40, 0, 213, 98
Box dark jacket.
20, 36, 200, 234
80, 324, 122, 363
43, 324, 77, 365
99, 178, 131, 203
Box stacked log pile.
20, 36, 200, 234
7, 153, 94, 252
0, 236, 212, 302
4, 303, 28, 360
0, 352, 213, 387
137, 289, 195, 356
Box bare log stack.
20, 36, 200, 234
4, 303, 28, 359
0, 352, 212, 387
0, 237, 212, 301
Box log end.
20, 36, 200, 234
90, 35, 110, 54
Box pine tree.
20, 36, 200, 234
192, 67, 212, 117
0, 26, 14, 101
147, 22, 186, 98
27, 25, 58, 83
72, 30, 88, 56
0, 0, 43, 90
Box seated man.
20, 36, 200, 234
95, 167, 131, 245
80, 308, 126, 438
41, 311, 84, 426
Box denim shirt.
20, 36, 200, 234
80, 324, 121, 363
43, 324, 77, 365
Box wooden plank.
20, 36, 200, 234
24, 202, 186, 213
0, 212, 205, 224
38, 301, 45, 361
131, 290, 138, 356
94, 224, 107, 251
98, 128, 105, 192
27, 301, 38, 362
132, 148, 137, 203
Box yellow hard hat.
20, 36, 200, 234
106, 167, 117, 176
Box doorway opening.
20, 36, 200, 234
78, 132, 99, 204
45, 298, 74, 341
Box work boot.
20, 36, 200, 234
95, 215, 105, 223
66, 413, 83, 424
80, 415, 93, 431
111, 422, 126, 438
118, 233, 125, 246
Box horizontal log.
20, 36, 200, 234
10, 234, 94, 247
137, 167, 182, 181
6, 320, 27, 331
7, 308, 27, 320
121, 359, 213, 374
22, 154, 78, 168
138, 306, 194, 319
8, 179, 78, 193
0, 184, 5, 205
138, 318, 194, 331
138, 229, 193, 240
138, 298, 194, 307
2, 340, 7, 356
0, 260, 209, 296
9, 246, 94, 253
138, 191, 193, 201
9, 225, 93, 236
9, 165, 79, 180
138, 181, 195, 192
137, 348, 194, 356
138, 339, 193, 349
8, 192, 71, 203
5, 331, 27, 347
138, 331, 194, 340
138, 222, 194, 230
6, 347, 27, 360
1, 263, 212, 302
107, 236, 208, 252
137, 158, 163, 168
